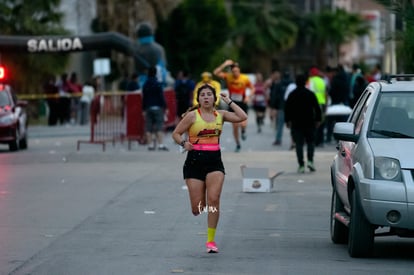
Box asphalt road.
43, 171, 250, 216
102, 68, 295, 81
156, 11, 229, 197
0, 114, 413, 275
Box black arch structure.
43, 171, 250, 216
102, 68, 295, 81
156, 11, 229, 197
0, 32, 150, 68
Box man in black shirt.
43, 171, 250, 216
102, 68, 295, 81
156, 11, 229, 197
285, 74, 322, 173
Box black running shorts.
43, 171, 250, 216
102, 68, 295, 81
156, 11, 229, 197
183, 150, 225, 181
228, 100, 248, 113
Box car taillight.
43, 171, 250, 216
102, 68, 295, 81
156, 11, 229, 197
0, 66, 5, 80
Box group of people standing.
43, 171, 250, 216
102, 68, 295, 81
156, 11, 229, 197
44, 72, 98, 126
266, 63, 383, 173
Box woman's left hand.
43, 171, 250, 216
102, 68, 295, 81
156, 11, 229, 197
220, 93, 231, 105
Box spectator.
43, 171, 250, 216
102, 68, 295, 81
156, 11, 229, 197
79, 79, 95, 125
118, 72, 129, 91
351, 74, 367, 108
272, 71, 292, 145
371, 63, 382, 81
285, 74, 322, 173
68, 72, 82, 124
127, 72, 140, 92
325, 65, 351, 144
329, 65, 350, 106
174, 70, 195, 119
349, 64, 363, 103
266, 70, 281, 124
142, 67, 168, 151
43, 75, 59, 126
306, 67, 327, 147
56, 73, 71, 124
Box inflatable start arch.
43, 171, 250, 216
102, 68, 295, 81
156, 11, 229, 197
0, 32, 150, 69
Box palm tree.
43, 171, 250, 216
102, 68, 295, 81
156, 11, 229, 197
229, 0, 298, 74
305, 8, 370, 68
156, 0, 231, 77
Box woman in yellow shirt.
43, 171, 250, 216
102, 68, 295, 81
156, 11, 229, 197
172, 84, 247, 253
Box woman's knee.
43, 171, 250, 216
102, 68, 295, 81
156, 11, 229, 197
191, 209, 201, 216
207, 196, 220, 208
191, 201, 205, 216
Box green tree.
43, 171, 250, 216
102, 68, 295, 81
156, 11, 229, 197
230, 0, 298, 74
374, 0, 414, 73
0, 0, 69, 93
305, 8, 370, 68
156, 0, 232, 78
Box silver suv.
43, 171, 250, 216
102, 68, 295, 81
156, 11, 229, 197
330, 75, 414, 257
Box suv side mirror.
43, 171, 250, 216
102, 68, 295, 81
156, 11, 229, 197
333, 122, 359, 143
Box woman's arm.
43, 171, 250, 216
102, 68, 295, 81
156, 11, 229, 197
213, 59, 233, 79
172, 111, 196, 150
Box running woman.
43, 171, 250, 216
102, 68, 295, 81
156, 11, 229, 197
172, 84, 247, 253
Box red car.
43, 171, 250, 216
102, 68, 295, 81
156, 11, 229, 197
0, 84, 28, 151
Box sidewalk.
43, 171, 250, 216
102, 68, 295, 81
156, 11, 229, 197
29, 124, 90, 138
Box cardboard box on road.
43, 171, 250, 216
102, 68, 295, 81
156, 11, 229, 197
240, 165, 283, 193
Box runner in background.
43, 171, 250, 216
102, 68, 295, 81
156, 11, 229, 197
213, 59, 254, 152
252, 72, 267, 133
192, 72, 221, 108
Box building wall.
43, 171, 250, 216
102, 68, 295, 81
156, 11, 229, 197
60, 0, 97, 84
339, 0, 393, 73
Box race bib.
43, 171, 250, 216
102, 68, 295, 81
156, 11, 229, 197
255, 95, 265, 102
231, 94, 243, 101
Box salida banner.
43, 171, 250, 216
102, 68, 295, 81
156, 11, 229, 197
0, 32, 149, 68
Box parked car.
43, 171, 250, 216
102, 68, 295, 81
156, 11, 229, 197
0, 84, 28, 151
330, 75, 414, 257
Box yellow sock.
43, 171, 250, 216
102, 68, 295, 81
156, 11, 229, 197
207, 227, 216, 243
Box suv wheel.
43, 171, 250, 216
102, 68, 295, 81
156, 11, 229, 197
348, 190, 374, 257
330, 188, 349, 244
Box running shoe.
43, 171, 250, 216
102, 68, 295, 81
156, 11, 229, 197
235, 144, 241, 152
298, 165, 305, 173
206, 241, 219, 253
158, 144, 169, 151
273, 140, 281, 146
148, 146, 155, 151
241, 130, 247, 140
307, 161, 316, 172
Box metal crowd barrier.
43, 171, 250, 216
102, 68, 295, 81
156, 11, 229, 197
77, 93, 126, 151
77, 88, 177, 151
18, 88, 177, 152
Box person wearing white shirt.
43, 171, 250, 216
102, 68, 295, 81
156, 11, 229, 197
79, 80, 95, 125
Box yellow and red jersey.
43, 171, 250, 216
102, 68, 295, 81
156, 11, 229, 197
222, 73, 252, 101
188, 109, 223, 145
